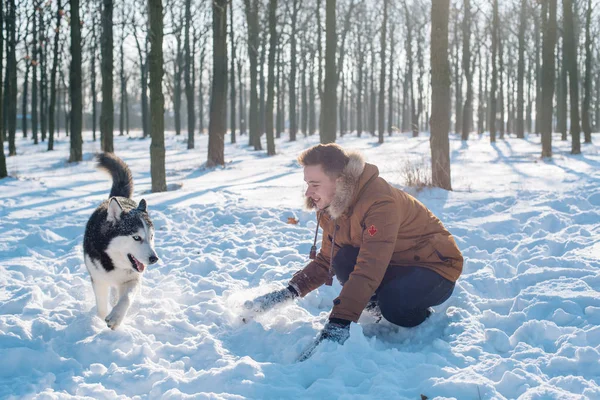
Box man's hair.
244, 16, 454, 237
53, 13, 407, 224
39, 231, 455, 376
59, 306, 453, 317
297, 144, 349, 177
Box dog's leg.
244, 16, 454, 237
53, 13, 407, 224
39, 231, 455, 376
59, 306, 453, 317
91, 279, 110, 320
105, 279, 139, 330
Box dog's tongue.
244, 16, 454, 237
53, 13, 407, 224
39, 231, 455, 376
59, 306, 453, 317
135, 258, 146, 272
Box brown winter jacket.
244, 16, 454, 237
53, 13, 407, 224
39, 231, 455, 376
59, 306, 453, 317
288, 152, 463, 323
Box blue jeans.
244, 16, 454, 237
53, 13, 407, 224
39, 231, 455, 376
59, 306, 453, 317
332, 246, 455, 327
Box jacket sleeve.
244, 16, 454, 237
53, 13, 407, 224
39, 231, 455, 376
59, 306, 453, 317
288, 222, 333, 297
330, 198, 401, 322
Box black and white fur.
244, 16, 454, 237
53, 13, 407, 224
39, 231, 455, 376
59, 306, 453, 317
84, 153, 158, 330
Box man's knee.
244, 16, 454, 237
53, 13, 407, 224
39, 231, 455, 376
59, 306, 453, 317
378, 302, 431, 328
332, 246, 360, 284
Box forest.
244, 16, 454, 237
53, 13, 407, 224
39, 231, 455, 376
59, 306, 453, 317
1, 0, 598, 186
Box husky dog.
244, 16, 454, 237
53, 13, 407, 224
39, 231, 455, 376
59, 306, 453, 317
83, 153, 158, 330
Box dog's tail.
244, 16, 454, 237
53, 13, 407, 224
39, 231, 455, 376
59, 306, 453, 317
97, 153, 134, 198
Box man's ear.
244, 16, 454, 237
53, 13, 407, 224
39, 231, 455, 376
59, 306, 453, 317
107, 197, 123, 222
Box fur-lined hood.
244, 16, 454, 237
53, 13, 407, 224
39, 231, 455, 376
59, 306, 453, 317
305, 151, 369, 219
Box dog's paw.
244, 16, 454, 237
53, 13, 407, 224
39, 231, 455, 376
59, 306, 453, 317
105, 309, 125, 330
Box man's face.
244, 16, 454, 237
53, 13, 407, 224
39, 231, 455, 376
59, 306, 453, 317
304, 164, 337, 210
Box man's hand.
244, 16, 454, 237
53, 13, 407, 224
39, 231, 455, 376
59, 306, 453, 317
243, 286, 298, 314
297, 318, 351, 362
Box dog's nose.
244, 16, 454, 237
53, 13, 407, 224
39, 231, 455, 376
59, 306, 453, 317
149, 255, 159, 265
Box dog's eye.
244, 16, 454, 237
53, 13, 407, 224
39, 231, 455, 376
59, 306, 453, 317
133, 235, 142, 241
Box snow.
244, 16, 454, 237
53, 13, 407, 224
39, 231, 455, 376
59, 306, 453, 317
1, 130, 600, 399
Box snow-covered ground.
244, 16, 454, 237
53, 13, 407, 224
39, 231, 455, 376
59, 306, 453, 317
1, 129, 599, 399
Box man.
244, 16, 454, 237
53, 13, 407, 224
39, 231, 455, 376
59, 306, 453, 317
244, 144, 463, 356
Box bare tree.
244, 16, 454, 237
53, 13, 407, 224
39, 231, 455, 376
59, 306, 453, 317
207, 0, 228, 166
0, 0, 6, 178
184, 0, 195, 149
377, 0, 388, 144
101, 0, 114, 152
48, 0, 64, 150
516, 0, 525, 138
581, 0, 592, 143
540, 0, 556, 158
562, 0, 580, 154
243, 0, 261, 150
431, 0, 451, 190
69, 0, 82, 162
488, 0, 498, 143
148, 0, 166, 191
265, 0, 277, 155
320, 0, 336, 143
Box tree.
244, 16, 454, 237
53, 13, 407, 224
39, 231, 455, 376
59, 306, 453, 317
184, 0, 195, 149
488, 0, 498, 143
101, 0, 114, 152
516, 0, 525, 139
431, 0, 451, 190
229, 2, 236, 144
243, 0, 261, 150
265, 0, 277, 155
377, 0, 388, 144
48, 0, 64, 151
288, 0, 300, 142
581, 0, 592, 144
207, 0, 228, 166
540, 0, 556, 158
0, 0, 6, 178
461, 0, 473, 140
69, 0, 82, 162
6, 0, 17, 156
148, 0, 166, 192
32, 2, 39, 145
320, 0, 336, 144
562, 0, 580, 154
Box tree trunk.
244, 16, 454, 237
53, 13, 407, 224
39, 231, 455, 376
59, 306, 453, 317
265, 0, 277, 155
461, 0, 472, 140
91, 12, 97, 141
557, 35, 567, 140
185, 0, 195, 149
22, 40, 30, 140
488, 0, 498, 143
39, 7, 47, 142
320, 0, 337, 143
301, 51, 308, 136
562, 0, 580, 154
540, 0, 556, 158
229, 3, 236, 144
6, 0, 17, 156
243, 0, 261, 150
174, 25, 182, 136
516, 0, 525, 138
356, 34, 364, 136
207, 0, 228, 166
148, 0, 166, 191
453, 7, 462, 135
69, 0, 82, 162
48, 0, 63, 151
119, 4, 126, 137
237, 57, 245, 135
288, 0, 299, 141
431, 0, 452, 190
32, 4, 39, 144
309, 52, 316, 136
0, 0, 6, 178
581, 0, 592, 143
377, 0, 388, 144
101, 0, 114, 152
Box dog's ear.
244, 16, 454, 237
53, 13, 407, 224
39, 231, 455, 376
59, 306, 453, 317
107, 197, 123, 222
138, 199, 147, 212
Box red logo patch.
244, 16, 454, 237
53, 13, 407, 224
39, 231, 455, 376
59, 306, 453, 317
367, 225, 378, 236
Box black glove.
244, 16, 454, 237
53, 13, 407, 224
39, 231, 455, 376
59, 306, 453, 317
318, 318, 351, 344
297, 318, 351, 362
243, 286, 298, 313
